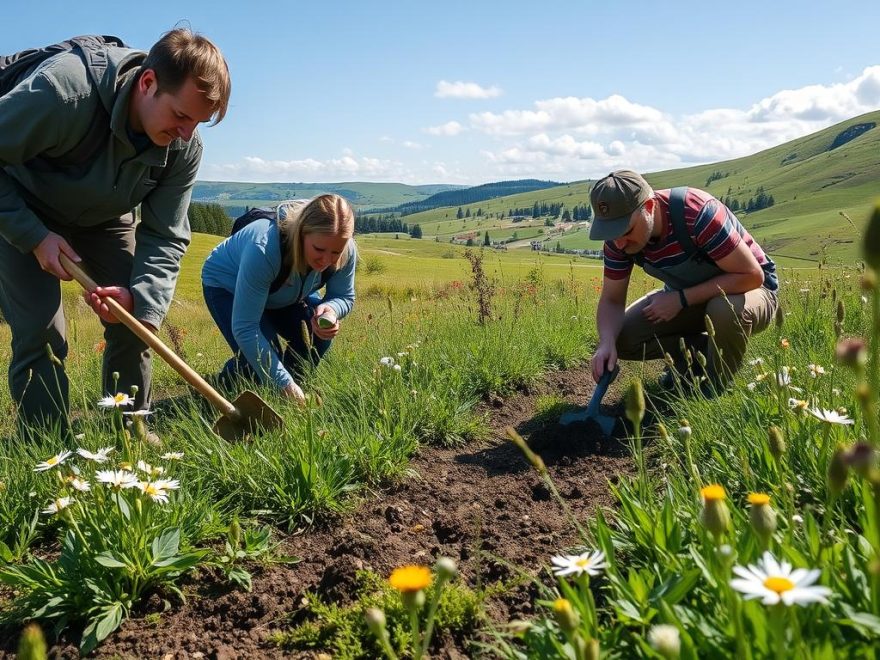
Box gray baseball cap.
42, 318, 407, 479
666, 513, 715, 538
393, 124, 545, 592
588, 170, 652, 240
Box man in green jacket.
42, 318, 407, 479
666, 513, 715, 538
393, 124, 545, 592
0, 29, 231, 438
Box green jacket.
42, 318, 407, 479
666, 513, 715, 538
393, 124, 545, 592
0, 46, 202, 329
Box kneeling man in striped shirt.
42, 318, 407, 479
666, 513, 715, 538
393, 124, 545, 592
588, 170, 778, 396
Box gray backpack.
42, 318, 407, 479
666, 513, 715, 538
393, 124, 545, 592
0, 36, 137, 169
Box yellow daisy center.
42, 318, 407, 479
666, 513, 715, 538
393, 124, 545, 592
575, 558, 593, 568
388, 565, 432, 593
144, 484, 160, 496
748, 493, 771, 505
700, 484, 726, 501
47, 456, 59, 466
764, 576, 795, 594
114, 394, 126, 403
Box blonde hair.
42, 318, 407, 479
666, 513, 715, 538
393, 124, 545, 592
142, 28, 231, 125
280, 194, 355, 275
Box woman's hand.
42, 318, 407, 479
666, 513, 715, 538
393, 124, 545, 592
283, 381, 306, 404
310, 303, 340, 340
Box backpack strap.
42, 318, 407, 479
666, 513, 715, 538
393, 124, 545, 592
668, 187, 713, 264
270, 227, 294, 294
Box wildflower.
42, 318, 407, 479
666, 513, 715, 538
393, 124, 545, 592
748, 493, 777, 546
435, 557, 458, 581
138, 478, 180, 504
161, 452, 184, 461
776, 367, 792, 388
95, 469, 140, 490
700, 484, 730, 539
393, 364, 402, 372
42, 496, 73, 515
379, 357, 395, 366
34, 450, 73, 472
788, 398, 809, 413
836, 338, 867, 368
396, 351, 408, 358
648, 624, 681, 659
828, 446, 850, 496
730, 552, 831, 606
76, 446, 115, 462
97, 393, 133, 408
123, 409, 151, 417
749, 357, 764, 366
136, 460, 165, 477
388, 565, 432, 593
807, 364, 825, 378
68, 477, 91, 492
550, 549, 607, 577
780, 338, 790, 349
809, 408, 854, 425
364, 607, 387, 638
862, 296, 869, 305
625, 379, 645, 426
552, 598, 580, 634
747, 382, 757, 391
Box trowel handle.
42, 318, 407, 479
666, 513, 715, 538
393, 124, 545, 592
585, 364, 620, 415
59, 253, 237, 417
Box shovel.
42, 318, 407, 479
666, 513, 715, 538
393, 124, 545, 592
559, 363, 620, 436
60, 254, 283, 442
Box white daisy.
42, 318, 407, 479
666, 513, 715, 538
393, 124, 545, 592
807, 364, 826, 378
95, 469, 140, 490
379, 357, 395, 366
68, 477, 91, 492
161, 452, 184, 461
76, 446, 115, 463
730, 551, 831, 606
136, 460, 165, 477
42, 496, 73, 515
809, 408, 854, 425
550, 549, 607, 577
746, 382, 757, 391
34, 450, 73, 472
138, 478, 180, 504
776, 367, 792, 388
98, 393, 133, 409
123, 409, 152, 417
749, 357, 764, 366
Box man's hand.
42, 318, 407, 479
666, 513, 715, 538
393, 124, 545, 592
591, 343, 618, 383
33, 232, 81, 280
83, 286, 135, 324
310, 303, 340, 340
642, 291, 683, 324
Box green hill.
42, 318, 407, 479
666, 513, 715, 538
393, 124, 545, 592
399, 110, 880, 263
192, 181, 465, 213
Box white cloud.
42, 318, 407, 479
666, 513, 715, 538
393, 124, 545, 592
425, 120, 465, 136
435, 80, 502, 99
402, 140, 424, 149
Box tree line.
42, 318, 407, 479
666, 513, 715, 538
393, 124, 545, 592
188, 202, 233, 236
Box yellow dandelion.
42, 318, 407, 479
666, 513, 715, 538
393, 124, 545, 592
701, 484, 726, 501
748, 493, 771, 506
388, 565, 432, 593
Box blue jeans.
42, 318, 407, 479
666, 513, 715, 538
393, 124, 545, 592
202, 286, 331, 387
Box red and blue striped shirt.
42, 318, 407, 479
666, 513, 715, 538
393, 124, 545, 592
603, 188, 777, 291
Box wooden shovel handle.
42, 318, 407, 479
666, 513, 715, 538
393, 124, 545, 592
59, 253, 238, 419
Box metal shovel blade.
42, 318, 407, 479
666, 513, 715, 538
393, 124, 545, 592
559, 364, 620, 436
212, 390, 284, 442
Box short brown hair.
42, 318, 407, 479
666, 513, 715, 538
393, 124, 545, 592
142, 28, 231, 124
282, 194, 355, 274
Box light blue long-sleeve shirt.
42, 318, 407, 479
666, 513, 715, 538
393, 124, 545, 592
201, 218, 357, 388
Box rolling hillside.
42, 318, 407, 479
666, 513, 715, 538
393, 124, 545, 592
192, 181, 464, 212
398, 110, 880, 263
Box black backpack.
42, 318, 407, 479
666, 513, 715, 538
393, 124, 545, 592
231, 207, 337, 295
1, 36, 134, 170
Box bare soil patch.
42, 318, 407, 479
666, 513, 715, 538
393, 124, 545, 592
1, 364, 634, 658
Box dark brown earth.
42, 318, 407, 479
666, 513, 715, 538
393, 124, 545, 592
2, 365, 635, 659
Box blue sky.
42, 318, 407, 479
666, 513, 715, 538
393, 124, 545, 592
4, 0, 879, 185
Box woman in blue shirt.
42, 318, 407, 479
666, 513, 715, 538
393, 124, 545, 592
201, 194, 356, 402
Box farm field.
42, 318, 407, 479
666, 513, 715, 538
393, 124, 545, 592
2, 198, 880, 658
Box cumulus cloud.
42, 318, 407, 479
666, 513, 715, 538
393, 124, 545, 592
203, 154, 407, 182
425, 120, 465, 136
475, 65, 880, 178
435, 80, 502, 99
